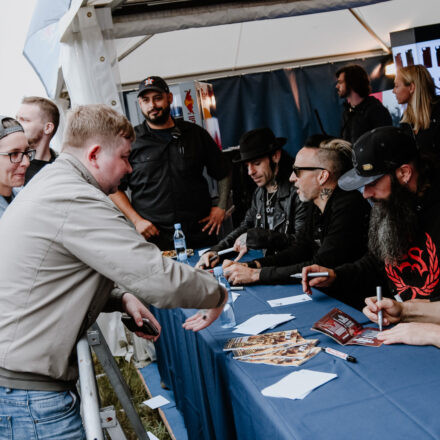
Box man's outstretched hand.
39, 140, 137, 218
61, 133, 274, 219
182, 288, 227, 331
199, 207, 226, 235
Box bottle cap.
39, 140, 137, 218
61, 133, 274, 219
213, 266, 223, 277
174, 223, 181, 229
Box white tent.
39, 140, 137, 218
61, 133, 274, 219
23, 0, 440, 355
25, 0, 440, 111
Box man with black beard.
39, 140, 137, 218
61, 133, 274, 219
302, 126, 440, 305
111, 76, 231, 250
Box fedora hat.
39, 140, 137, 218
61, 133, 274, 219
233, 128, 287, 163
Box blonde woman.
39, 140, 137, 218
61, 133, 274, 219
0, 116, 34, 217
393, 65, 440, 159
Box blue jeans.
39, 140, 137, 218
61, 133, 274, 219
0, 387, 86, 439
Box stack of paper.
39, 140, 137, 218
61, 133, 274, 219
224, 330, 320, 367
262, 369, 337, 400
233, 314, 295, 335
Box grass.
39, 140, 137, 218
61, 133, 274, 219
94, 355, 172, 440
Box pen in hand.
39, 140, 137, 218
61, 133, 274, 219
290, 272, 329, 279
376, 286, 383, 331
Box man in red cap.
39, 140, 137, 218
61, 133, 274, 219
111, 76, 231, 250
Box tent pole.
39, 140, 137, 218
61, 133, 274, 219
348, 8, 391, 54
109, 0, 128, 10
117, 35, 153, 62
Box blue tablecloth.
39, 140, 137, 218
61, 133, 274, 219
153, 251, 440, 440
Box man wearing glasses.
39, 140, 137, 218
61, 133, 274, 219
223, 138, 371, 310
0, 116, 35, 217
197, 127, 307, 268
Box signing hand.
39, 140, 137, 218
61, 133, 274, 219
121, 293, 161, 341
224, 263, 260, 285
182, 288, 228, 331
363, 297, 403, 327
301, 265, 336, 295
378, 322, 440, 347
233, 233, 248, 261
196, 251, 219, 269
199, 207, 225, 235
134, 218, 159, 240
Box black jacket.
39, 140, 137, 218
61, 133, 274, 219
120, 119, 230, 228
400, 99, 440, 167
210, 179, 307, 254
341, 95, 392, 144
256, 187, 371, 308
335, 179, 440, 304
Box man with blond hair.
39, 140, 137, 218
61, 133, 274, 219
16, 96, 59, 183
0, 104, 225, 438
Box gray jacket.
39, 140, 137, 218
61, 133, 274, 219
0, 153, 223, 391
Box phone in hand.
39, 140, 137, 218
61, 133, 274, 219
121, 314, 159, 336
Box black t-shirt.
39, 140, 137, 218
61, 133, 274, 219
25, 148, 57, 185
119, 119, 230, 229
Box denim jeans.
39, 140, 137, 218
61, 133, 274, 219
0, 387, 86, 439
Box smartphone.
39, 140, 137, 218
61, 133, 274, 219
121, 314, 159, 336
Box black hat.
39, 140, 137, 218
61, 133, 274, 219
338, 126, 418, 191
137, 76, 170, 97
233, 128, 287, 163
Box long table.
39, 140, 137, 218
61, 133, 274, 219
153, 252, 440, 440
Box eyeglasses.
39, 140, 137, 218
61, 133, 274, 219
292, 166, 327, 177
0, 149, 36, 163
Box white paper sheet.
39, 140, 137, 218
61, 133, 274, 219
148, 432, 160, 440
231, 292, 240, 302
142, 395, 170, 409
233, 314, 295, 335
267, 294, 312, 307
262, 369, 337, 400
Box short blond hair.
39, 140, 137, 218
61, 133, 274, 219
22, 96, 60, 135
316, 138, 353, 179
62, 104, 135, 151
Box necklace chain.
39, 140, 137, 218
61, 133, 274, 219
266, 187, 278, 206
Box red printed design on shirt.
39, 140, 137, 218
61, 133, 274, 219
385, 233, 439, 300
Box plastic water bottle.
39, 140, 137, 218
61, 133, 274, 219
213, 267, 236, 328
173, 223, 188, 263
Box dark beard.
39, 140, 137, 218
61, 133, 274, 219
368, 177, 419, 265
144, 104, 171, 126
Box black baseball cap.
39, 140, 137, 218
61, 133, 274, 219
338, 126, 418, 191
137, 76, 170, 97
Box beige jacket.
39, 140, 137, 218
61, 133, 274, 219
0, 153, 222, 390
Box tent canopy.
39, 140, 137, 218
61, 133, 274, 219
89, 0, 440, 87
24, 0, 440, 108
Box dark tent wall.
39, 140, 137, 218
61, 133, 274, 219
211, 54, 393, 157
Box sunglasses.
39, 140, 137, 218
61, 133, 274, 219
292, 166, 327, 177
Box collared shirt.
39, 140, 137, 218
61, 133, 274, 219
119, 119, 230, 228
